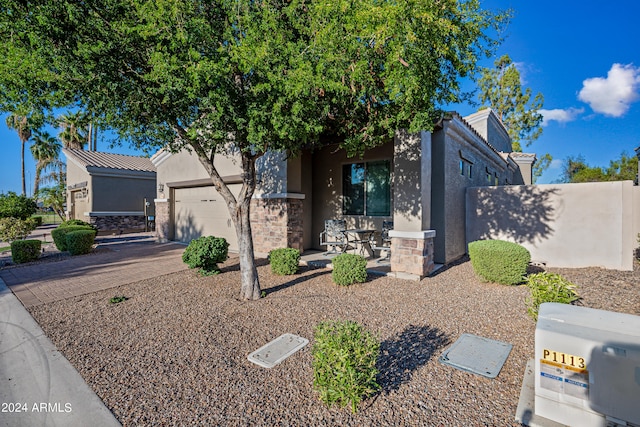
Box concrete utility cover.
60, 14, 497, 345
439, 333, 513, 379
248, 333, 309, 368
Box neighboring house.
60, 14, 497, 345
64, 149, 157, 234
152, 108, 535, 279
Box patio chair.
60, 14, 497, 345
370, 220, 393, 263
319, 219, 348, 255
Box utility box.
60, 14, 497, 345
535, 303, 640, 426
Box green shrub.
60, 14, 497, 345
525, 272, 580, 321
31, 216, 43, 227
52, 225, 96, 251
312, 320, 380, 413
182, 236, 229, 275
0, 192, 37, 220
269, 248, 300, 275
61, 219, 98, 231
468, 240, 531, 285
331, 253, 367, 286
10, 239, 41, 264
66, 229, 96, 255
0, 217, 37, 242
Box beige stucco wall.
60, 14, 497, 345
431, 117, 517, 264
66, 160, 92, 219
310, 143, 393, 250
393, 130, 431, 232
466, 181, 637, 271
156, 149, 242, 190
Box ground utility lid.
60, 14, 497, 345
439, 333, 512, 379
247, 333, 309, 368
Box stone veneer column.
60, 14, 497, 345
250, 195, 304, 254
154, 199, 171, 243
389, 230, 436, 279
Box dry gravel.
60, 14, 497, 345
26, 256, 640, 426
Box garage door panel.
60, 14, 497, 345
174, 185, 240, 250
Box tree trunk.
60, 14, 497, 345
21, 139, 26, 196
188, 132, 263, 301
33, 165, 41, 198
235, 199, 261, 300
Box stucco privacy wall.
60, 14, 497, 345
466, 181, 640, 271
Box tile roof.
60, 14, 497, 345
63, 149, 156, 172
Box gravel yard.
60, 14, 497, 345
26, 256, 640, 426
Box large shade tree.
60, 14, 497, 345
0, 0, 508, 299
478, 54, 551, 182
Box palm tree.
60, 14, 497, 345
6, 114, 34, 196
38, 183, 66, 221
30, 130, 62, 197
57, 111, 88, 150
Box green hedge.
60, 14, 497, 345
312, 320, 380, 413
182, 236, 229, 275
468, 239, 531, 285
11, 239, 41, 264
52, 225, 96, 251
268, 248, 300, 275
332, 253, 367, 286
66, 229, 96, 255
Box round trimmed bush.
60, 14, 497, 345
182, 236, 229, 275
66, 229, 96, 255
269, 248, 300, 275
52, 225, 96, 251
10, 239, 41, 264
468, 239, 531, 285
60, 219, 98, 232
331, 253, 367, 286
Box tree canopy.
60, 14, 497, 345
559, 153, 638, 183
478, 54, 551, 182
0, 0, 509, 299
478, 54, 543, 151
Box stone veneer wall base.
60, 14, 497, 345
251, 197, 304, 254
389, 230, 436, 279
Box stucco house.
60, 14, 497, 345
151, 108, 535, 278
64, 149, 157, 234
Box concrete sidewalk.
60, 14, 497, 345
0, 279, 121, 427
0, 234, 189, 426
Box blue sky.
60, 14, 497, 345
1, 0, 639, 194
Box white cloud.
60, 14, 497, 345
539, 107, 584, 126
578, 63, 640, 117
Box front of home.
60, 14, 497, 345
64, 149, 157, 234
152, 109, 535, 279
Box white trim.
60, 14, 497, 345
389, 230, 436, 239
150, 148, 173, 167
154, 198, 170, 203
86, 211, 145, 217
252, 192, 306, 200
84, 167, 156, 179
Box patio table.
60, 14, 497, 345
343, 229, 375, 256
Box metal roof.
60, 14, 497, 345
63, 149, 156, 173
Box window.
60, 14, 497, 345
459, 152, 473, 179
343, 160, 391, 216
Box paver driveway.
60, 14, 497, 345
0, 235, 187, 308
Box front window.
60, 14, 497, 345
343, 160, 391, 216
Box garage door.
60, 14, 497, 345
173, 185, 240, 250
